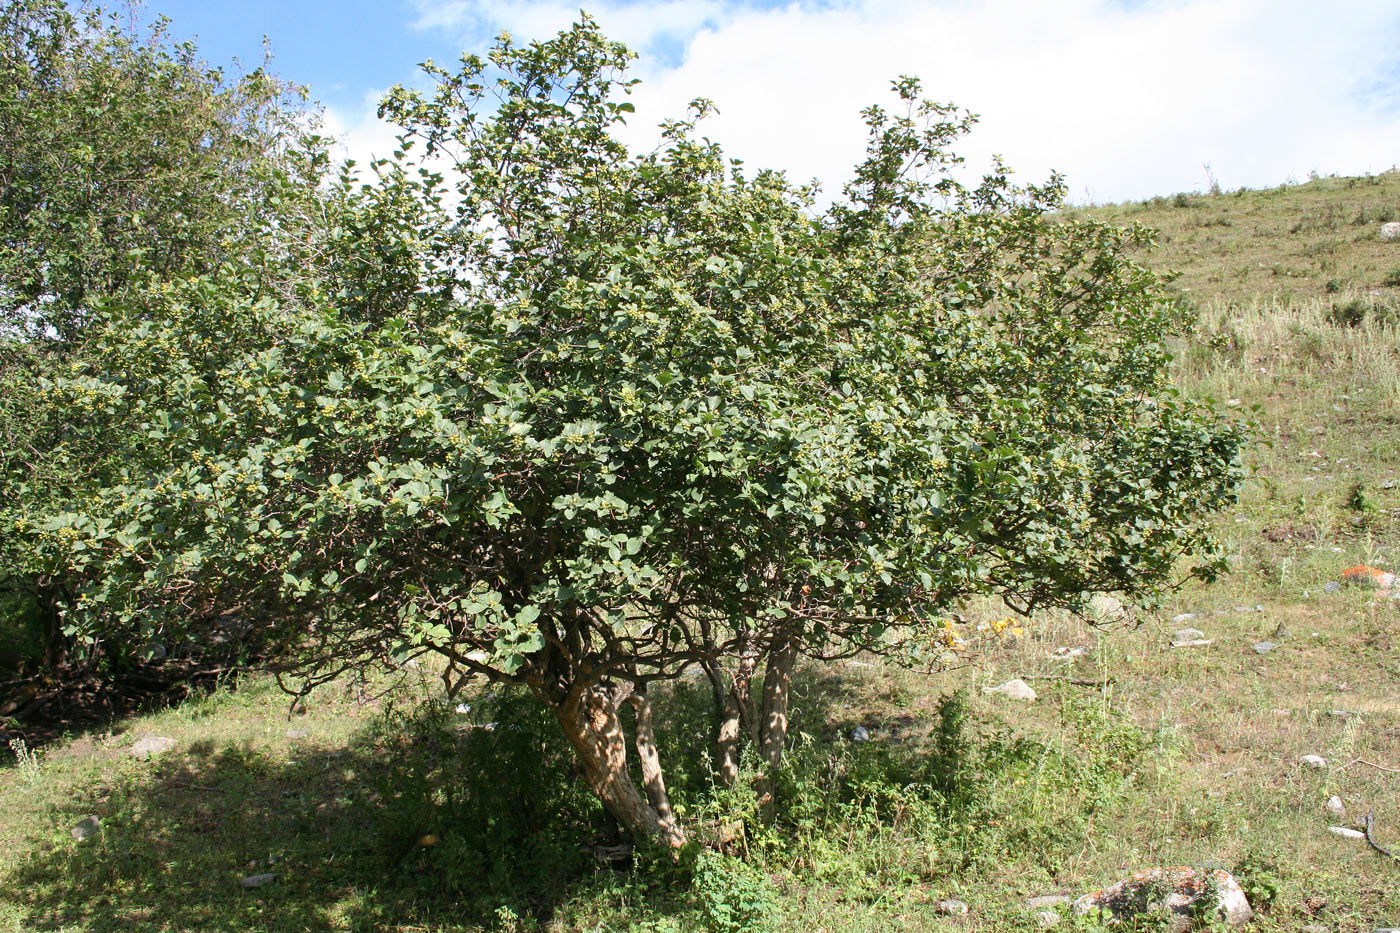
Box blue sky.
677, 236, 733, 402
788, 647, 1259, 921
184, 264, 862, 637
140, 0, 1400, 204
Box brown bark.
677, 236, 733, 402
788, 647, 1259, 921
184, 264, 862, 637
753, 634, 798, 816
556, 682, 686, 848
624, 689, 675, 823
757, 635, 798, 770
715, 650, 758, 787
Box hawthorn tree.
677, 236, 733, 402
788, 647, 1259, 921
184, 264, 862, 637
29, 19, 1246, 845
1, 0, 326, 673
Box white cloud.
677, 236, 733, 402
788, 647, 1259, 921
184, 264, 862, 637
408, 0, 735, 63
340, 0, 1400, 203
321, 88, 404, 171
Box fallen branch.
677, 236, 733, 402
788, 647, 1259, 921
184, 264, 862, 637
1364, 810, 1398, 860
1339, 757, 1400, 774
580, 843, 633, 864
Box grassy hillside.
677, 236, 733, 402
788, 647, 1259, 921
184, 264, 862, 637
3, 174, 1400, 932
1068, 169, 1400, 307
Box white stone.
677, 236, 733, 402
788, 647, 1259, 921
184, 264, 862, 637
1171, 628, 1212, 648
983, 679, 1037, 701
1252, 642, 1276, 655
1380, 221, 1400, 241
1326, 795, 1345, 816
850, 726, 871, 743
1089, 594, 1126, 619
1329, 826, 1365, 839
1170, 613, 1197, 623
128, 734, 176, 760
933, 898, 969, 916
1299, 754, 1328, 768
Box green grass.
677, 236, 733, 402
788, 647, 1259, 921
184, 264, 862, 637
1066, 169, 1400, 307
5, 173, 1400, 932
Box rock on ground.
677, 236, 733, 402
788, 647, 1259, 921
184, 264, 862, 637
1380, 221, 1400, 241
1330, 826, 1365, 839
1300, 754, 1328, 768
1034, 909, 1060, 927
240, 873, 276, 888
1089, 594, 1127, 619
1171, 628, 1211, 648
70, 816, 100, 841
983, 679, 1037, 701
1341, 565, 1396, 589
1074, 867, 1253, 931
933, 898, 969, 916
1327, 795, 1346, 816
127, 734, 176, 760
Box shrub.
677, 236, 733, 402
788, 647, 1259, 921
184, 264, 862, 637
690, 847, 782, 933
29, 16, 1248, 847
1328, 293, 1400, 327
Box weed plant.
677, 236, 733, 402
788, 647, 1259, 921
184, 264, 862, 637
357, 684, 1156, 929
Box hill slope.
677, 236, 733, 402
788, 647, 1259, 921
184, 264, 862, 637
1072, 169, 1400, 307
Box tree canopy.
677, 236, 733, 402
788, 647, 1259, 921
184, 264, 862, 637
18, 16, 1247, 844
1, 0, 325, 673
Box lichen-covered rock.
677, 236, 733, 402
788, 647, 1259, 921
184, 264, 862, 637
1074, 866, 1253, 931
1340, 565, 1396, 589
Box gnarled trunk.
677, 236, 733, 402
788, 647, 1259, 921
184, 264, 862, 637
714, 649, 758, 787
753, 634, 798, 816
757, 635, 798, 769
624, 688, 675, 824
556, 682, 686, 848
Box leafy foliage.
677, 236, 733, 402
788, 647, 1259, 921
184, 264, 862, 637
0, 0, 327, 677
0, 0, 320, 343
17, 15, 1247, 838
